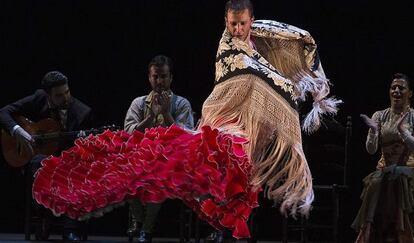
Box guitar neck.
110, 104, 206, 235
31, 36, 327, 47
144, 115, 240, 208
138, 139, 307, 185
33, 131, 80, 141
32, 126, 118, 142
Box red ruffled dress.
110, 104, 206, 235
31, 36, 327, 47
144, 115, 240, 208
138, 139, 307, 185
32, 125, 259, 238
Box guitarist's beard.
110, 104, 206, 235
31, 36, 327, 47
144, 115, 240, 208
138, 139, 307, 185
50, 99, 70, 110
54, 103, 69, 110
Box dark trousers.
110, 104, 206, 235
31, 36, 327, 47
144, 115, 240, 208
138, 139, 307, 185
128, 199, 162, 233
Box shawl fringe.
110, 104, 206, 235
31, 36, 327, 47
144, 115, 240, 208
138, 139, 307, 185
200, 74, 313, 217
252, 20, 342, 134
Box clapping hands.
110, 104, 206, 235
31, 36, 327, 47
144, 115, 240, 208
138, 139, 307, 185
361, 111, 409, 134
360, 114, 379, 133
151, 91, 171, 116
396, 112, 410, 134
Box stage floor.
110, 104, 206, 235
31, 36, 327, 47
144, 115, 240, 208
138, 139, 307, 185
0, 233, 292, 243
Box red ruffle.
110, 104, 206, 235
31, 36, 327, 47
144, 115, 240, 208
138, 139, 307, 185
32, 125, 259, 239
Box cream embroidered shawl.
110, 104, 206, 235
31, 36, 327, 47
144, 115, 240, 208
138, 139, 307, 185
199, 20, 341, 217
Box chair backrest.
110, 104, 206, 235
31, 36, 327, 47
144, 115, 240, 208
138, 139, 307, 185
303, 116, 352, 186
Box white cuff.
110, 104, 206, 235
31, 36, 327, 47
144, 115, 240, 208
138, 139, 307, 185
11, 125, 21, 136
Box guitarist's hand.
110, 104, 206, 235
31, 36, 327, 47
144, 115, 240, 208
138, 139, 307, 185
14, 127, 34, 156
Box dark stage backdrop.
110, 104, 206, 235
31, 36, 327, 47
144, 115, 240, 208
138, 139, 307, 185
1, 0, 413, 241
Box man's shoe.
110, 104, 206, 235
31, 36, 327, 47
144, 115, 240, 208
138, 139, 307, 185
63, 231, 82, 242
127, 220, 141, 237
137, 230, 152, 243
205, 230, 236, 243
205, 230, 224, 243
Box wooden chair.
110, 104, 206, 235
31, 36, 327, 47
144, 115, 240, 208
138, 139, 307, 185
282, 116, 352, 243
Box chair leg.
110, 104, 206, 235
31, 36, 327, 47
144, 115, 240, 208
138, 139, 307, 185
282, 216, 288, 243
179, 204, 185, 243
186, 209, 193, 242
179, 204, 193, 243
24, 167, 32, 240
333, 190, 340, 243
195, 217, 200, 243
299, 216, 309, 243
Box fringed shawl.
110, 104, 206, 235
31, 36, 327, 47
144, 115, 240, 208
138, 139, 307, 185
252, 20, 342, 133
199, 20, 341, 217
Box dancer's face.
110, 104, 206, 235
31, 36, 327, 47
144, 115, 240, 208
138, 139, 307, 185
389, 78, 412, 109
225, 9, 254, 42
148, 65, 172, 94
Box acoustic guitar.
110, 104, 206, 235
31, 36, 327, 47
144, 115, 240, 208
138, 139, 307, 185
1, 116, 119, 168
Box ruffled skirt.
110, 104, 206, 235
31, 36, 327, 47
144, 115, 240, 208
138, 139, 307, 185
352, 165, 414, 243
32, 125, 259, 239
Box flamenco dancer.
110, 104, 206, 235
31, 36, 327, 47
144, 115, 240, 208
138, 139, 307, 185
32, 0, 341, 240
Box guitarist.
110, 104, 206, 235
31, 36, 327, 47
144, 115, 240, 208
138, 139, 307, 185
0, 71, 92, 242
